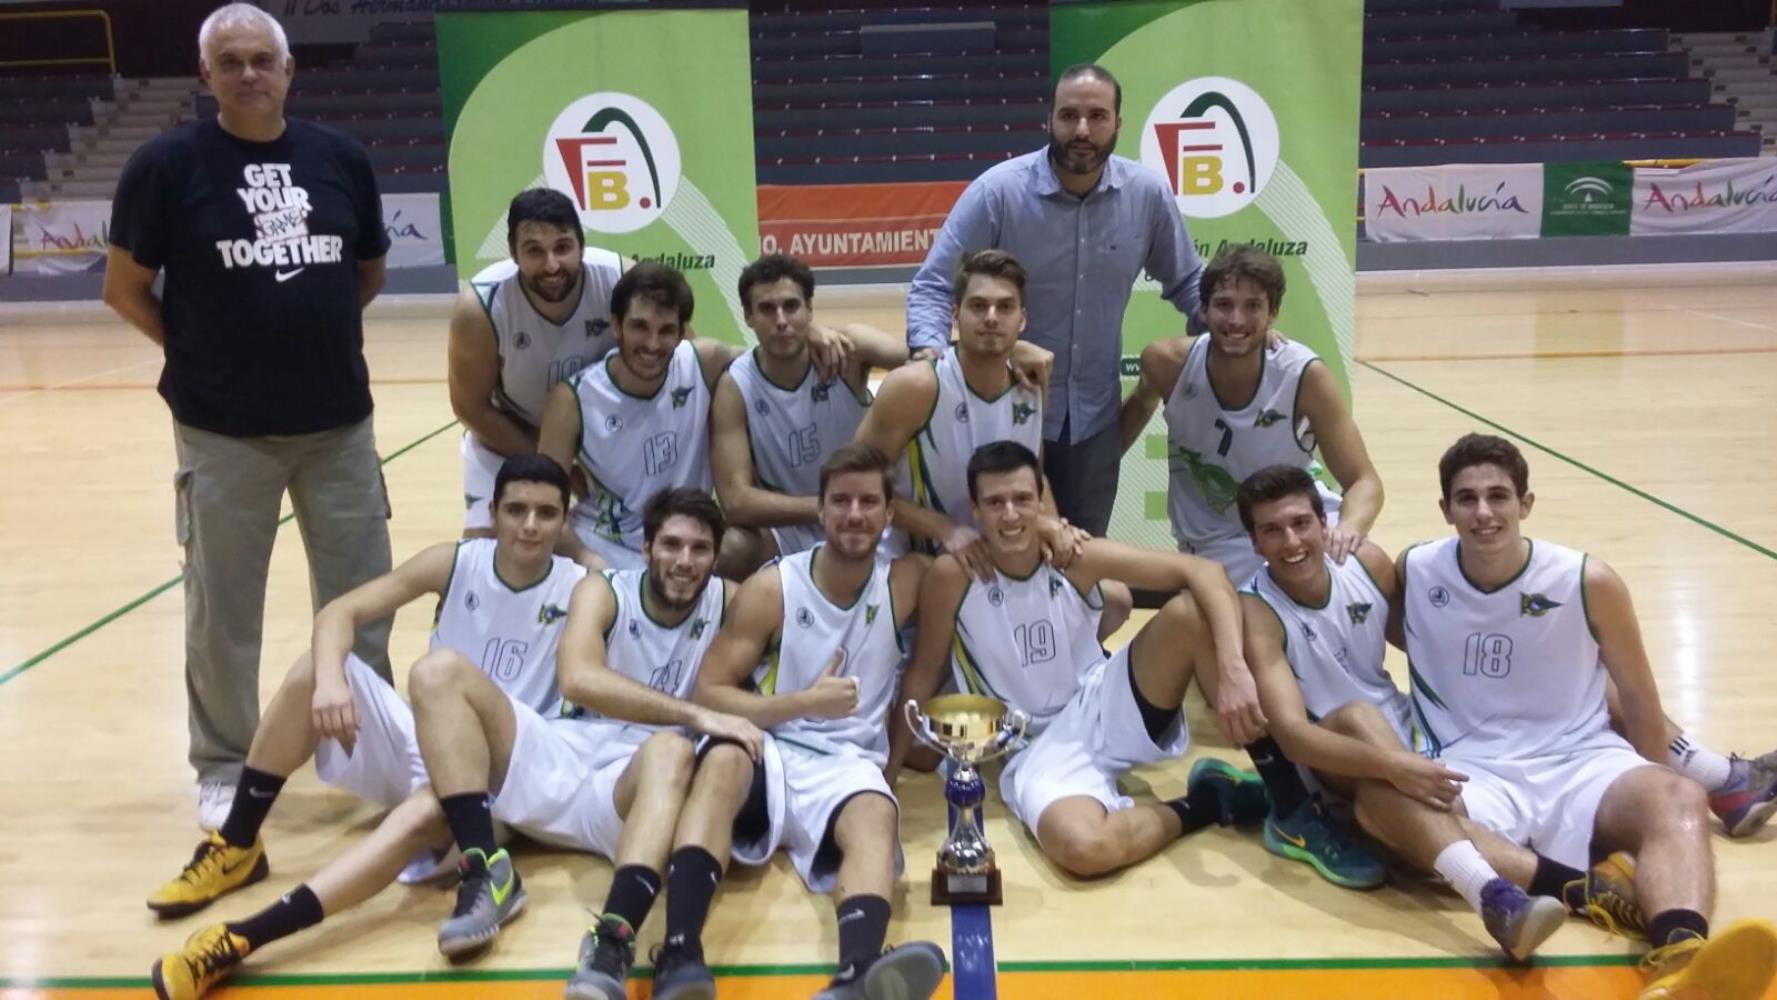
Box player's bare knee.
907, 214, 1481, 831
407, 648, 476, 704
1662, 769, 1710, 828
641, 731, 697, 784
834, 792, 897, 849
388, 793, 449, 844
1321, 701, 1389, 743
699, 741, 755, 783
1157, 590, 1204, 638
1045, 825, 1120, 879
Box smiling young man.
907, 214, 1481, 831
1401, 434, 1777, 999
449, 188, 628, 535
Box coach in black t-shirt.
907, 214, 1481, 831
103, 2, 394, 831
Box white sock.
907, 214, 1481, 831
1669, 733, 1734, 792
1433, 839, 1502, 914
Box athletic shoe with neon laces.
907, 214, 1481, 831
1263, 798, 1386, 890
811, 941, 948, 1000
1479, 878, 1566, 961
436, 847, 525, 957
650, 937, 716, 1000
1187, 757, 1270, 825
151, 924, 249, 1000
565, 917, 636, 1000
147, 831, 268, 917
1710, 754, 1777, 838
1639, 919, 1777, 1000
1565, 851, 1646, 941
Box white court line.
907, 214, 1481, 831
0, 357, 159, 405
1678, 307, 1777, 334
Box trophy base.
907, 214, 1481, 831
931, 866, 1003, 906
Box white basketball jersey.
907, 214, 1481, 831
1401, 537, 1611, 760
563, 568, 726, 721
1246, 556, 1409, 732
758, 548, 904, 763
431, 538, 587, 715
951, 563, 1105, 735
728, 349, 871, 555
1164, 337, 1341, 547
567, 340, 713, 551
907, 352, 1043, 531
470, 248, 624, 427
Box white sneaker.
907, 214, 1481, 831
397, 845, 461, 886
197, 781, 235, 832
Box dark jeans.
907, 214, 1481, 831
1041, 415, 1122, 539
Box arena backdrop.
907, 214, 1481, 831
1053, 0, 1363, 545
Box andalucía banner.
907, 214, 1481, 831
437, 2, 760, 344
1051, 0, 1363, 545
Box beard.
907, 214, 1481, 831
646, 568, 702, 613
1047, 130, 1114, 177
526, 269, 579, 304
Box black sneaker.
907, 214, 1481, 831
650, 936, 715, 1000
563, 917, 635, 1000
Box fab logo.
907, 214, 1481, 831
1140, 77, 1279, 220
543, 92, 681, 234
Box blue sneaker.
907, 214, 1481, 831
1262, 799, 1386, 890
1480, 878, 1567, 961
1186, 757, 1269, 825
1709, 754, 1777, 839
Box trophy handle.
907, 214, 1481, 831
903, 699, 940, 751
987, 709, 1029, 759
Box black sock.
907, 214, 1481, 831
219, 767, 285, 849
1648, 908, 1709, 949
1165, 779, 1224, 837
1529, 854, 1588, 912
833, 894, 891, 981
664, 846, 723, 951
226, 883, 324, 950
599, 864, 663, 936
1244, 736, 1308, 819
440, 792, 497, 856
1127, 655, 1182, 745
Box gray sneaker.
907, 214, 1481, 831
650, 938, 716, 1000
436, 848, 526, 958
812, 941, 948, 1000
564, 919, 635, 1000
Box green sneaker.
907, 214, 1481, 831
1263, 799, 1386, 890
1186, 757, 1269, 825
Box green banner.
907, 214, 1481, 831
1542, 161, 1633, 237
437, 7, 760, 344
1051, 0, 1363, 543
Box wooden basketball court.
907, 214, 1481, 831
1, 265, 1774, 998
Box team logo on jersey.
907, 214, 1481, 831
987, 585, 1005, 607
514, 330, 532, 350
1140, 76, 1280, 220
796, 607, 814, 628
465, 591, 481, 611
628, 619, 642, 639
538, 603, 568, 625
1520, 592, 1563, 617
1302, 622, 1319, 642
1254, 408, 1287, 428
671, 386, 693, 409
587, 318, 609, 339
1428, 585, 1451, 609
1011, 402, 1036, 426
1347, 602, 1373, 625
954, 402, 970, 424
811, 381, 831, 403
1181, 380, 1199, 401
464, 492, 482, 510
1049, 576, 1064, 598
690, 616, 707, 639
605, 414, 624, 432
543, 92, 681, 234
865, 604, 879, 626
753, 397, 770, 416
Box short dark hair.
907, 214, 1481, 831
738, 253, 815, 312
494, 452, 572, 509
1203, 244, 1286, 314
953, 248, 1028, 307
1235, 465, 1326, 536
642, 487, 725, 549
966, 441, 1044, 502
612, 261, 695, 324
506, 188, 582, 256
818, 442, 895, 502
1056, 62, 1121, 114
1438, 433, 1529, 501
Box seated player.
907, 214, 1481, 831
146, 454, 587, 999
448, 188, 626, 536
887, 442, 1270, 878
685, 443, 949, 1000
1403, 433, 1777, 999
1236, 465, 1643, 958
405, 488, 763, 999
1119, 243, 1382, 586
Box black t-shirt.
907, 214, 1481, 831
110, 117, 390, 437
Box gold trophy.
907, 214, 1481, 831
904, 693, 1028, 905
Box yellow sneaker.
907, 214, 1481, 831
1639, 918, 1777, 1000
147, 831, 268, 917
151, 924, 250, 1000
1572, 852, 1646, 941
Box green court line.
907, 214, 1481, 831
0, 952, 1643, 989
1360, 361, 1777, 563
0, 419, 460, 689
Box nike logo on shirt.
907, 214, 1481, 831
275, 267, 305, 282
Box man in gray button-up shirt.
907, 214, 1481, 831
906, 64, 1203, 538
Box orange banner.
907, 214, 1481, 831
757, 181, 967, 268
